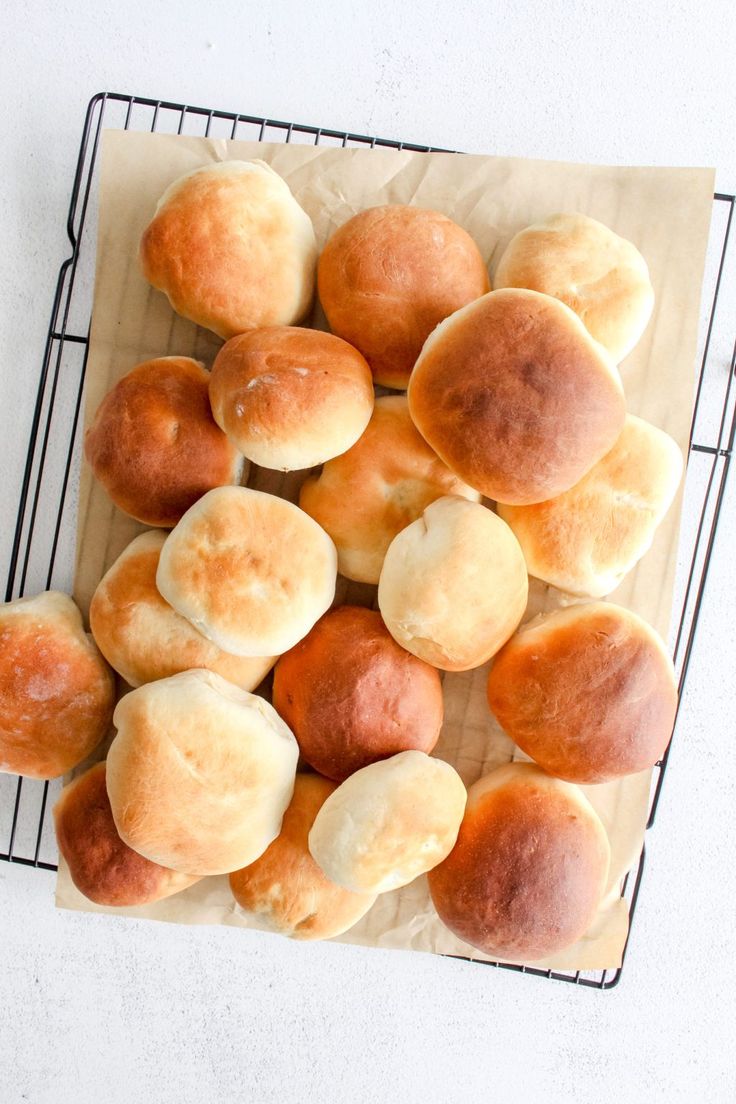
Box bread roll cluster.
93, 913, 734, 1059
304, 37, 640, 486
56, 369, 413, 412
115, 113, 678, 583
1, 159, 685, 960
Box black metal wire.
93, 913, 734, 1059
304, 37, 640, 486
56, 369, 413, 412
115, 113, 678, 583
2, 91, 735, 991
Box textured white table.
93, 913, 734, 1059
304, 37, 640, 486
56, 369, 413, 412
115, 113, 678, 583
2, 3, 736, 1101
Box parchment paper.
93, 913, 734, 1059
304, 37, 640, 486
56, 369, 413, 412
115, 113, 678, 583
56, 129, 715, 971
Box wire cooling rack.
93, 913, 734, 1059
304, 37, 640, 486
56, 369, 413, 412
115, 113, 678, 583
2, 92, 735, 990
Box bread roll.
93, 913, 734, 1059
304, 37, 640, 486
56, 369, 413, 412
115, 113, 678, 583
229, 773, 377, 940
272, 606, 443, 781
378, 497, 528, 671
140, 160, 317, 339
407, 288, 626, 504
84, 356, 245, 528
308, 751, 467, 894
494, 213, 654, 362
299, 396, 481, 584
318, 205, 490, 388
428, 762, 610, 962
89, 531, 275, 690
54, 762, 199, 906
209, 327, 374, 471
487, 603, 677, 783
156, 486, 337, 656
498, 414, 684, 597
0, 592, 114, 779
106, 669, 298, 875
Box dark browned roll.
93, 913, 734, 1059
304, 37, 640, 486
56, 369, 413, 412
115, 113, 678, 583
229, 773, 377, 940
318, 205, 490, 389
407, 288, 626, 504
487, 603, 677, 783
54, 762, 199, 906
272, 605, 443, 781
84, 356, 245, 527
428, 762, 610, 962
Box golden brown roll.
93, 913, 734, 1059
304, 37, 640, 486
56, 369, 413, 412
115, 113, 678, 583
428, 762, 610, 962
407, 288, 626, 504
494, 213, 655, 362
156, 486, 337, 656
0, 592, 114, 780
487, 603, 677, 783
318, 205, 490, 389
84, 356, 245, 528
209, 326, 374, 471
377, 496, 528, 671
308, 751, 467, 894
299, 396, 481, 584
106, 669, 298, 875
229, 773, 377, 940
54, 762, 199, 906
89, 531, 275, 690
140, 160, 317, 339
497, 414, 684, 597
272, 606, 443, 782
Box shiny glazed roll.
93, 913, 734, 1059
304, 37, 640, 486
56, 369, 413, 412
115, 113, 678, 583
140, 160, 317, 339
318, 204, 490, 388
84, 356, 245, 527
407, 288, 626, 504
229, 773, 377, 940
428, 762, 611, 962
272, 606, 444, 781
299, 395, 481, 584
0, 591, 114, 779
54, 762, 199, 906
89, 531, 275, 690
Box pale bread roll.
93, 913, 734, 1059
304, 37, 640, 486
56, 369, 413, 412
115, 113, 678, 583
229, 774, 377, 940
497, 415, 684, 597
84, 356, 245, 528
89, 531, 275, 690
156, 487, 337, 656
318, 205, 490, 388
209, 327, 374, 471
106, 669, 298, 875
428, 762, 611, 962
140, 161, 317, 339
377, 496, 528, 671
0, 591, 114, 779
407, 288, 626, 504
494, 213, 654, 362
487, 603, 677, 783
308, 751, 467, 895
54, 762, 199, 906
299, 396, 481, 584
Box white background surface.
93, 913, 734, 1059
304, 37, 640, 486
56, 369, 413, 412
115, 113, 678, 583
2, 2, 736, 1101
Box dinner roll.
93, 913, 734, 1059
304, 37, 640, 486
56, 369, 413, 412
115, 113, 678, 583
229, 773, 377, 940
487, 603, 677, 783
90, 531, 275, 690
498, 414, 684, 597
0, 592, 114, 779
308, 751, 467, 894
54, 762, 199, 906
140, 160, 317, 339
299, 396, 481, 584
84, 356, 245, 528
106, 670, 298, 875
272, 606, 443, 781
494, 213, 654, 362
157, 486, 337, 656
318, 205, 490, 389
209, 326, 373, 471
428, 762, 610, 962
378, 497, 528, 671
407, 288, 626, 504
